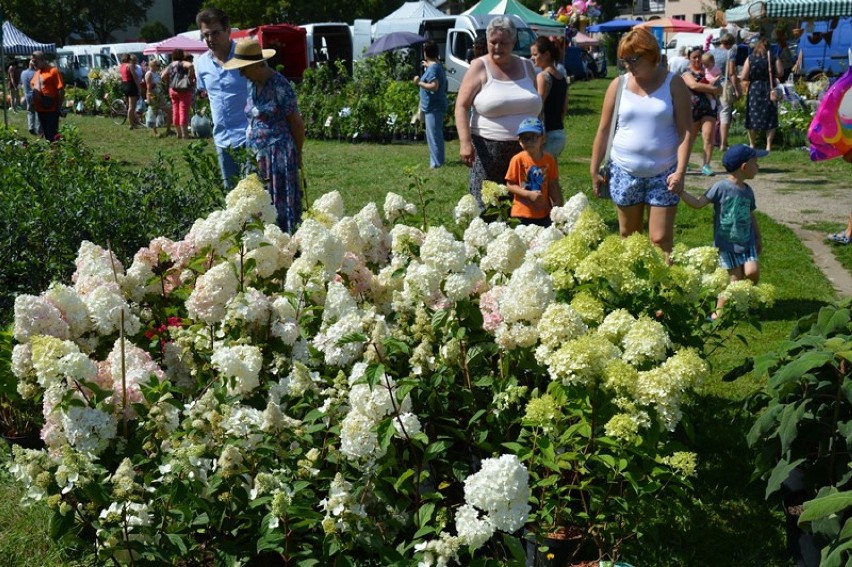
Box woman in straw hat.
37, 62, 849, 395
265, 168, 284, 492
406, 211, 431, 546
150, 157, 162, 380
223, 39, 305, 233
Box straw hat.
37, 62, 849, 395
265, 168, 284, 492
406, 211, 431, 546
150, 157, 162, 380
221, 39, 276, 70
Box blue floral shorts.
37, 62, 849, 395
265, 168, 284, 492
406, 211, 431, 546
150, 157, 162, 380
608, 162, 680, 207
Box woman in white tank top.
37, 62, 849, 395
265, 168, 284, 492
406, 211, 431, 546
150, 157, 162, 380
455, 16, 542, 207
590, 28, 692, 254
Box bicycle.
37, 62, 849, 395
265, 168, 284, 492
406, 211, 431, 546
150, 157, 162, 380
109, 98, 149, 127
109, 98, 128, 125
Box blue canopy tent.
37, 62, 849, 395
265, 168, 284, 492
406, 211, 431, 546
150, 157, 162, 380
585, 19, 644, 33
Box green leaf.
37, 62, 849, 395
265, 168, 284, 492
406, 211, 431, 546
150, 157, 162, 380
765, 458, 806, 499
768, 351, 833, 391
166, 533, 188, 555
394, 469, 416, 492
778, 401, 808, 454
337, 332, 367, 346
800, 491, 852, 522
424, 440, 453, 461
416, 502, 435, 529
502, 532, 527, 562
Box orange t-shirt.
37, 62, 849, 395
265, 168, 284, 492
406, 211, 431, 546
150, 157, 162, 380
30, 66, 64, 112
506, 150, 559, 220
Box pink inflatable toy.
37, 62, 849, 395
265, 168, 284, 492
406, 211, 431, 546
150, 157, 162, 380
808, 68, 852, 161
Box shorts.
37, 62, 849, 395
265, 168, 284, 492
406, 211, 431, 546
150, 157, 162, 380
718, 242, 759, 270
718, 99, 733, 125
608, 161, 680, 207
121, 81, 139, 98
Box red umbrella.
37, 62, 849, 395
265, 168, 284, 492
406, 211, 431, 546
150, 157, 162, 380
634, 18, 704, 33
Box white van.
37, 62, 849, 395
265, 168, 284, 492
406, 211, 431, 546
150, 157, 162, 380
97, 42, 148, 66
663, 29, 722, 60
420, 14, 536, 92
56, 45, 115, 87
301, 23, 354, 74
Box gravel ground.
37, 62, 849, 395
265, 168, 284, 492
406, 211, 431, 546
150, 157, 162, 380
687, 159, 852, 297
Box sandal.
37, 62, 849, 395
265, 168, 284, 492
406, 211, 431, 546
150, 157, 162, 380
827, 232, 851, 244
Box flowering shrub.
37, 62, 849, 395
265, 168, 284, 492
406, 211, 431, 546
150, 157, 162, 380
7, 176, 774, 564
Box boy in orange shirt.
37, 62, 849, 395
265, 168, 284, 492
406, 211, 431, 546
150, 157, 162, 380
505, 117, 564, 227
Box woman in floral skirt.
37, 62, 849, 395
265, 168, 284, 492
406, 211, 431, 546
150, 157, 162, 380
223, 39, 305, 233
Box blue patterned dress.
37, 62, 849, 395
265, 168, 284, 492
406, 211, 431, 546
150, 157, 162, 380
246, 72, 302, 233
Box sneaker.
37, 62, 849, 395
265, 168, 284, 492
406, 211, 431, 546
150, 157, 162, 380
701, 165, 714, 176
827, 232, 851, 245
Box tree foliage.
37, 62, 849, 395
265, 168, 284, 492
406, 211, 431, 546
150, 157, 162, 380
200, 0, 414, 28
0, 0, 153, 46
139, 20, 171, 43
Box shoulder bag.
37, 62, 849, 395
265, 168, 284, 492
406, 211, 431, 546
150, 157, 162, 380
768, 51, 779, 103
596, 74, 624, 199
170, 63, 192, 92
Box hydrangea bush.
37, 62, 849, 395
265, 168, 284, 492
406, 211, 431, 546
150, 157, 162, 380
7, 175, 774, 565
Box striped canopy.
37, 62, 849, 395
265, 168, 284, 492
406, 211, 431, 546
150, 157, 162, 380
726, 0, 852, 23
767, 0, 852, 18
2, 20, 56, 56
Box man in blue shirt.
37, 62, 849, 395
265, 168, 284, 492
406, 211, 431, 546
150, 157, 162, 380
20, 60, 40, 135
195, 7, 249, 189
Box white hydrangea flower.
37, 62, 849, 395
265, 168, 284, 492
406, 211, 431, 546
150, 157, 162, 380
550, 192, 589, 233
211, 344, 263, 396
414, 533, 462, 567
480, 229, 526, 275
462, 454, 530, 533
108, 338, 167, 411
355, 203, 390, 265
454, 504, 495, 549
312, 191, 346, 222
323, 281, 358, 324
463, 217, 492, 258
11, 343, 33, 379
443, 264, 485, 301
453, 194, 481, 226
242, 224, 294, 278
30, 335, 82, 388
313, 312, 365, 367
537, 303, 588, 350
295, 219, 346, 275
401, 262, 442, 306
270, 296, 300, 345
13, 294, 69, 342
499, 260, 554, 324
339, 410, 383, 461
390, 223, 426, 259
61, 406, 118, 456
393, 412, 422, 438
73, 241, 124, 287
598, 309, 635, 343
621, 316, 672, 366
186, 208, 245, 256
420, 226, 467, 274
331, 217, 365, 255
83, 283, 142, 337
186, 262, 239, 325
44, 283, 91, 339
224, 174, 277, 225
223, 287, 271, 328
384, 192, 417, 223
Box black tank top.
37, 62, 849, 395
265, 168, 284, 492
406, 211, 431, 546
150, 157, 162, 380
543, 73, 567, 132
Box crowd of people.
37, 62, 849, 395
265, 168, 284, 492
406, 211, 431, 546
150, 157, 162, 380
7, 13, 845, 282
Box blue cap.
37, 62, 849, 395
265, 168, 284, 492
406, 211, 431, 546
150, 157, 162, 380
722, 144, 768, 172
517, 117, 544, 136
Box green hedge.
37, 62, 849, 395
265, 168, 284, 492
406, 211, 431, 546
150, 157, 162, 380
0, 127, 224, 322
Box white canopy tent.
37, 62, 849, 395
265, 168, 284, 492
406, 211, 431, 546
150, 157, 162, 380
373, 1, 445, 38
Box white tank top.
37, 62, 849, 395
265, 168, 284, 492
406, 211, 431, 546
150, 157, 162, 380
471, 58, 542, 142
611, 72, 680, 177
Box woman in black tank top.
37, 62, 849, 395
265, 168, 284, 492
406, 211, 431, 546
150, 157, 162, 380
531, 36, 569, 158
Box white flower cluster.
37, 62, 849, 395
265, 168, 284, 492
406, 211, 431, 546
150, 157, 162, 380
456, 454, 530, 549
383, 192, 417, 223
320, 472, 366, 534
211, 344, 263, 396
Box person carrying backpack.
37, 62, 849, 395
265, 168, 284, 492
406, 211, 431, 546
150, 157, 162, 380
161, 48, 196, 139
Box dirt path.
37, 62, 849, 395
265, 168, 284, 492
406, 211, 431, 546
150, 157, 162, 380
687, 154, 852, 298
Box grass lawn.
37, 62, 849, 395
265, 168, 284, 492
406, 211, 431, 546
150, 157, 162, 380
0, 76, 844, 565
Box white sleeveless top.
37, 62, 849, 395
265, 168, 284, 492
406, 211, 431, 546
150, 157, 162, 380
611, 72, 680, 177
471, 58, 542, 142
